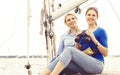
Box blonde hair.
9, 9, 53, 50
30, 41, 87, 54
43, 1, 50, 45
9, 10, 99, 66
64, 13, 78, 24
64, 13, 80, 33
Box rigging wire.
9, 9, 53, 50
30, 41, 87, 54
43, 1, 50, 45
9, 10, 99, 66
107, 0, 120, 23
107, 0, 120, 52
81, 0, 98, 9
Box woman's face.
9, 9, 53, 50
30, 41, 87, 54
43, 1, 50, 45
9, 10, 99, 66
65, 15, 78, 28
86, 10, 98, 25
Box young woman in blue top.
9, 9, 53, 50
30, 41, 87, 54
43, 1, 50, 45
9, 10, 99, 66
41, 13, 81, 75
41, 7, 108, 75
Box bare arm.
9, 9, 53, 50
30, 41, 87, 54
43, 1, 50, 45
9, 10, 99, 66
93, 39, 108, 57
86, 30, 108, 57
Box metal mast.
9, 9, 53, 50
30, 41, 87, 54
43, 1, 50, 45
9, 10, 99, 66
25, 0, 32, 75
41, 0, 56, 64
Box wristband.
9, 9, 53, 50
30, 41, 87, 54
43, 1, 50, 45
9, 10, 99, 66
95, 42, 100, 47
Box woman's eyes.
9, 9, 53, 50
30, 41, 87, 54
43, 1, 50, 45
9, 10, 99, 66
88, 14, 96, 17
67, 17, 75, 22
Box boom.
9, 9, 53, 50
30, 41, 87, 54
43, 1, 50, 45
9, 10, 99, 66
52, 0, 88, 20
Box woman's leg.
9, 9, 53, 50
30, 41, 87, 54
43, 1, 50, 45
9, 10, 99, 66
63, 47, 103, 74
67, 61, 86, 74
50, 61, 65, 75
40, 56, 60, 75
50, 47, 103, 75
49, 51, 84, 75
60, 61, 87, 75
41, 55, 71, 75
40, 68, 51, 75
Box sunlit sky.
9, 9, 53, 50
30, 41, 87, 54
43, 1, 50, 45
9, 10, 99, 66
0, 0, 120, 56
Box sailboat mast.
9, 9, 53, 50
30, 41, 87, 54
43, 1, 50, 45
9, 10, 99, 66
25, 0, 32, 75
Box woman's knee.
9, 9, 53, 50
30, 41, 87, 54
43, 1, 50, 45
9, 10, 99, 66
65, 47, 76, 52
96, 66, 103, 74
